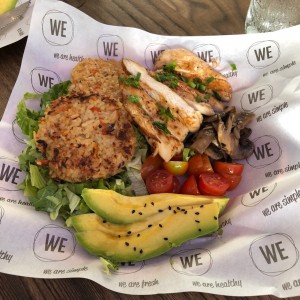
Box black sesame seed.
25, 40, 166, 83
158, 209, 163, 213
200, 205, 204, 208
173, 210, 177, 214
133, 247, 136, 251
137, 233, 140, 237
127, 231, 132, 234
159, 224, 163, 228
198, 228, 202, 232
177, 207, 181, 210
144, 203, 147, 207
184, 211, 188, 214
132, 210, 136, 214
148, 224, 152, 228
118, 235, 121, 238
102, 220, 107, 223
195, 212, 200, 215
214, 216, 217, 220
139, 212, 143, 215
195, 220, 200, 223
164, 237, 168, 240
140, 249, 143, 254
168, 206, 171, 210
151, 202, 154, 206
125, 242, 129, 246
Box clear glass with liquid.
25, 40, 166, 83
245, 0, 300, 33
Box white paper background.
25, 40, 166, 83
1, 0, 300, 297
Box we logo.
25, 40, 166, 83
249, 233, 299, 276
97, 34, 124, 59
247, 135, 282, 169
247, 40, 280, 69
42, 10, 74, 46
30, 68, 61, 94
33, 224, 76, 262
0, 157, 24, 191
112, 261, 145, 275
170, 248, 213, 276
241, 85, 273, 112
192, 44, 221, 66
241, 182, 277, 207
144, 43, 169, 69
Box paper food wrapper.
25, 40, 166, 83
0, 0, 35, 48
1, 0, 300, 297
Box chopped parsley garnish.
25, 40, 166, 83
206, 76, 215, 84
212, 90, 222, 100
231, 63, 237, 71
163, 61, 177, 72
187, 79, 196, 89
119, 72, 141, 88
152, 121, 171, 134
128, 95, 141, 104
195, 95, 201, 103
155, 72, 178, 88
155, 61, 179, 88
193, 78, 207, 92
157, 103, 174, 122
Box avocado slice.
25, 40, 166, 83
68, 203, 220, 262
0, 0, 17, 15
81, 189, 229, 224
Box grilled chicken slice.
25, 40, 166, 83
122, 84, 189, 141
121, 88, 184, 161
149, 72, 224, 115
122, 59, 203, 133
154, 48, 232, 102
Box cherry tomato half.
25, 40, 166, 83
145, 169, 174, 194
213, 161, 244, 176
188, 154, 213, 176
221, 173, 242, 191
163, 161, 188, 176
141, 155, 163, 180
198, 172, 230, 196
179, 175, 200, 195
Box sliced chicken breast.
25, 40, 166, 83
154, 48, 232, 102
121, 89, 184, 161
122, 59, 203, 133
122, 84, 189, 141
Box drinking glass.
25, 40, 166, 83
245, 0, 300, 33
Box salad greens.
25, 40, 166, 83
17, 81, 147, 221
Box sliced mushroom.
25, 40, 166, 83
190, 125, 216, 154
217, 109, 255, 160
188, 106, 255, 161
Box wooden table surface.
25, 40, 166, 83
0, 1, 292, 299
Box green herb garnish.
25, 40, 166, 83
152, 121, 171, 134
206, 76, 215, 84
157, 103, 174, 122
163, 61, 177, 72
128, 95, 141, 104
231, 63, 237, 71
119, 72, 141, 88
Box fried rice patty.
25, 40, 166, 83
69, 58, 125, 98
34, 94, 137, 182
